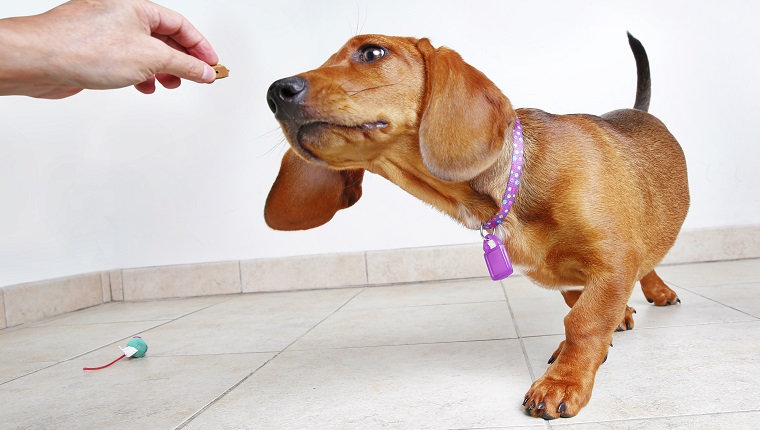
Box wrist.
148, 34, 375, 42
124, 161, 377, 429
0, 15, 76, 98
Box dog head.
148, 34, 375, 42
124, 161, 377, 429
265, 34, 514, 230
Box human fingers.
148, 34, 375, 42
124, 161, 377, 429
157, 44, 216, 83
134, 76, 157, 94
155, 72, 181, 89
143, 1, 219, 65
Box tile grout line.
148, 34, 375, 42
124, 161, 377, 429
501, 280, 537, 383
1, 289, 6, 330
500, 280, 553, 430
278, 337, 518, 352
0, 298, 236, 387
174, 358, 272, 430
364, 251, 370, 286
237, 260, 243, 294
175, 287, 368, 429
664, 279, 760, 320
544, 408, 760, 427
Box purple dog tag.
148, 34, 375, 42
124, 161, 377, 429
483, 234, 513, 280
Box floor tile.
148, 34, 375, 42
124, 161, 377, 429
657, 259, 760, 288
140, 288, 360, 355
343, 277, 506, 310
504, 274, 756, 338
553, 411, 760, 429
502, 276, 567, 337
34, 295, 231, 327
183, 340, 537, 430
0, 351, 273, 430
290, 301, 517, 350
685, 282, 760, 318
522, 321, 760, 424
0, 361, 58, 385
2, 259, 759, 430
0, 321, 163, 383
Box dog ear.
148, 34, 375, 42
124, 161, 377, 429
265, 149, 364, 231
416, 38, 515, 182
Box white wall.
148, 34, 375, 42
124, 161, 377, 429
1, 0, 759, 287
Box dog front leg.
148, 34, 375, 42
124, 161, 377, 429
525, 274, 635, 419
559, 289, 636, 337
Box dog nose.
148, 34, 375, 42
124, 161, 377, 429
267, 77, 308, 119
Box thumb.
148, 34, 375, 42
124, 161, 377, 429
161, 48, 216, 83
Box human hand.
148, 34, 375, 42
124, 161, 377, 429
0, 0, 219, 98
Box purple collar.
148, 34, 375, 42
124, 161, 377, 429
482, 119, 524, 230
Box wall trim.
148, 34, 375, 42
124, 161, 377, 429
2, 225, 759, 329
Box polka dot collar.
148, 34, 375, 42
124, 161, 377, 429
482, 118, 524, 230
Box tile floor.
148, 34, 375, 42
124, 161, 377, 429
1, 259, 759, 429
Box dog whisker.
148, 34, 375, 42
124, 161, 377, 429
345, 83, 398, 96
256, 135, 289, 159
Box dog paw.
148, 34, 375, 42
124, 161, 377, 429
615, 305, 636, 331
643, 284, 680, 306
523, 373, 593, 420
641, 272, 681, 306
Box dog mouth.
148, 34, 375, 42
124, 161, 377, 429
355, 121, 389, 131
300, 120, 389, 133
292, 120, 388, 162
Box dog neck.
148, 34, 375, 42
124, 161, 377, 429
481, 119, 524, 230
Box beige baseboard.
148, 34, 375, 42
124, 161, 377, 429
2, 225, 759, 329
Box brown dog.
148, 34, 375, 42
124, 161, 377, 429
264, 33, 689, 419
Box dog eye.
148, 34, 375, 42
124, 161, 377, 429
357, 45, 387, 63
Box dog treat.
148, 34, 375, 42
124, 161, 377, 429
212, 64, 230, 79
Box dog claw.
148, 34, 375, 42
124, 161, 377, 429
558, 402, 567, 413
538, 402, 545, 411
603, 353, 608, 364
542, 411, 557, 420
647, 298, 654, 303
528, 401, 535, 411
523, 396, 529, 406
548, 356, 557, 365
677, 298, 682, 304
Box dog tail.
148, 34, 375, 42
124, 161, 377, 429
627, 32, 651, 112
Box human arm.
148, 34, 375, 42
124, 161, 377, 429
0, 0, 219, 99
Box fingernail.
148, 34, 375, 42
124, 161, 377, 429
202, 64, 215, 82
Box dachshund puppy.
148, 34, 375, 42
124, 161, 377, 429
264, 33, 689, 419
